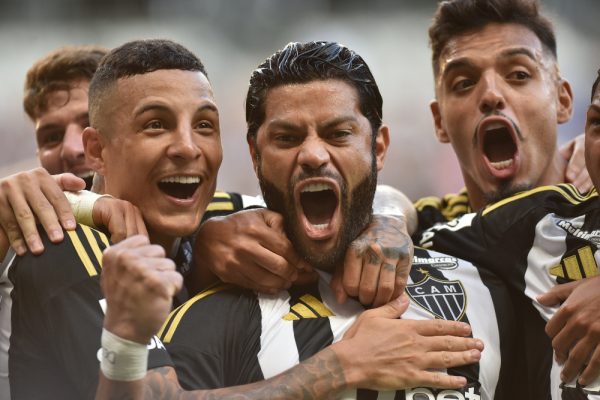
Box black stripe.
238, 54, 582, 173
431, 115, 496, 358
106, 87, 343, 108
288, 283, 333, 362
74, 225, 102, 276
356, 388, 378, 400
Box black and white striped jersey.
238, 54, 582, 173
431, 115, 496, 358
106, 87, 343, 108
159, 247, 518, 399
420, 183, 600, 399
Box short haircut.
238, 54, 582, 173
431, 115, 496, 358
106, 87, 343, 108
88, 39, 208, 128
245, 41, 383, 141
429, 0, 557, 77
592, 69, 600, 102
23, 45, 108, 120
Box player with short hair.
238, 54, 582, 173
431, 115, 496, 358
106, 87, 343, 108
419, 69, 600, 398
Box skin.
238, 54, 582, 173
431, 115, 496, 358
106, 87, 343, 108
35, 80, 95, 182
249, 80, 389, 266
430, 23, 573, 211
84, 69, 222, 252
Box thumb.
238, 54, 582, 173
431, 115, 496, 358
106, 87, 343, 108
537, 280, 577, 306
262, 209, 286, 233
366, 293, 409, 319
55, 173, 86, 191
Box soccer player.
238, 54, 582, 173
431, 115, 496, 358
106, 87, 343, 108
97, 41, 518, 399
8, 39, 479, 400
418, 70, 600, 398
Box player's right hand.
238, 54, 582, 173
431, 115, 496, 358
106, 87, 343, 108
0, 168, 83, 255
191, 208, 315, 294
101, 235, 182, 344
333, 294, 483, 390
92, 197, 148, 243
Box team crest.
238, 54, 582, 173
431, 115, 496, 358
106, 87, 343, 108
406, 276, 466, 321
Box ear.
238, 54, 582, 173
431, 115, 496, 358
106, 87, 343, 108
83, 127, 107, 175
247, 135, 259, 176
430, 99, 450, 143
374, 125, 390, 171
556, 78, 574, 124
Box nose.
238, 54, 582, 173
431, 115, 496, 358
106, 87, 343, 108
478, 71, 506, 115
60, 123, 85, 165
298, 135, 330, 172
167, 125, 201, 161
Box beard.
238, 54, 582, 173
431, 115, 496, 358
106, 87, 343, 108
257, 159, 377, 272
483, 181, 533, 205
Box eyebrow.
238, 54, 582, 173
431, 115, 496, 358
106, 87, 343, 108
589, 104, 600, 113
133, 102, 218, 118
441, 47, 538, 82
267, 115, 359, 132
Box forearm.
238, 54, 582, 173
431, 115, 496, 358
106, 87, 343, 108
97, 348, 349, 400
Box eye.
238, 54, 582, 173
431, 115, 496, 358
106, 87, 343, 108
451, 78, 476, 92
507, 70, 531, 81
38, 131, 64, 147
144, 120, 164, 130
329, 130, 351, 140
274, 133, 301, 146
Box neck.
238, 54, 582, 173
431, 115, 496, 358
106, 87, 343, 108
147, 227, 178, 256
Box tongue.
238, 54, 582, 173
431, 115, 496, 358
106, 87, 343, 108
484, 128, 516, 163
301, 191, 336, 225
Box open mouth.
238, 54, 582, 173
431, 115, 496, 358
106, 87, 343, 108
297, 180, 340, 239
158, 176, 201, 200
77, 171, 95, 190
482, 121, 517, 172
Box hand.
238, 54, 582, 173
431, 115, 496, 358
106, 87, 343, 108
92, 197, 148, 243
0, 169, 83, 255
333, 294, 483, 390
560, 134, 592, 194
538, 276, 600, 385
101, 235, 182, 344
191, 209, 315, 294
330, 214, 413, 307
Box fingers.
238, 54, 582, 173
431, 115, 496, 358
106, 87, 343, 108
341, 246, 363, 299
361, 294, 410, 320
412, 318, 473, 338
413, 371, 467, 390
559, 332, 593, 383
330, 266, 348, 304
537, 280, 577, 307
545, 302, 570, 343
53, 172, 86, 192
422, 347, 482, 371
572, 171, 593, 194
579, 346, 600, 386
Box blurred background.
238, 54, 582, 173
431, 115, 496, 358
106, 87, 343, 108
0, 0, 598, 200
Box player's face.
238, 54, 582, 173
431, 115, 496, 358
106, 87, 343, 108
430, 23, 573, 210
97, 69, 222, 244
35, 80, 95, 189
585, 85, 600, 192
250, 79, 388, 271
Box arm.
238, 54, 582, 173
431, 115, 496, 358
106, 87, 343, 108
559, 133, 593, 193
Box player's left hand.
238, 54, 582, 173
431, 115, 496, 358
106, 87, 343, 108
330, 214, 413, 307
560, 134, 593, 194
538, 275, 600, 385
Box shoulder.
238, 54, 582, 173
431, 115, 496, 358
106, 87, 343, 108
414, 188, 471, 231
159, 283, 257, 345
9, 224, 109, 298
202, 191, 247, 220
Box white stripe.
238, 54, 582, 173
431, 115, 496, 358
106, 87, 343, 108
257, 291, 299, 379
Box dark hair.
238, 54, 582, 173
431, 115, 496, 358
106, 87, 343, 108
592, 69, 600, 102
89, 39, 207, 126
245, 41, 382, 141
429, 0, 557, 77
23, 45, 108, 120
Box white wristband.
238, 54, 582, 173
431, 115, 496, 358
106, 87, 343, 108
64, 190, 112, 228
100, 328, 148, 381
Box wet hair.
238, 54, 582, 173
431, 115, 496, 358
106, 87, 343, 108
245, 41, 382, 141
429, 0, 557, 77
23, 45, 108, 120
88, 39, 207, 127
592, 69, 600, 102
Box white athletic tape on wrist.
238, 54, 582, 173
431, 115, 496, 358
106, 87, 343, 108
64, 190, 112, 228
100, 328, 148, 381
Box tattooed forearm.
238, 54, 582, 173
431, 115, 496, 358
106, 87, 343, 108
132, 348, 348, 400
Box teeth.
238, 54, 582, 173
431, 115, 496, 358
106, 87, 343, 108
160, 176, 200, 184
312, 223, 328, 230
490, 159, 513, 170
301, 183, 332, 193
77, 171, 95, 179
485, 122, 506, 132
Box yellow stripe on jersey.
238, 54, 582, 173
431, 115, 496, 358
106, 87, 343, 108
579, 246, 598, 278
483, 185, 583, 216
159, 283, 233, 343
413, 196, 442, 211
300, 294, 334, 317
549, 246, 598, 281
67, 230, 98, 277
81, 225, 106, 268
282, 294, 335, 320
212, 191, 231, 199
205, 202, 234, 212
561, 184, 589, 203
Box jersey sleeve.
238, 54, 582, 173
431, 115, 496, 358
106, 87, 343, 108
201, 191, 247, 221
9, 224, 171, 399
158, 283, 263, 390
413, 188, 471, 237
